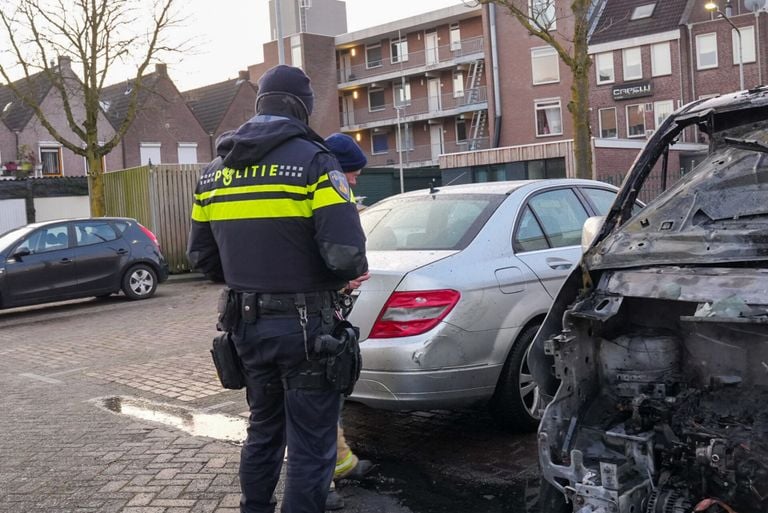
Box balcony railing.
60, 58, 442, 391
338, 36, 484, 84
341, 86, 487, 129
366, 138, 490, 168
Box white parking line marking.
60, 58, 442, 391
19, 373, 63, 384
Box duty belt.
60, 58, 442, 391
237, 291, 337, 319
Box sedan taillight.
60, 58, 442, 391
369, 289, 461, 339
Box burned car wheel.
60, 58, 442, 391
489, 324, 541, 432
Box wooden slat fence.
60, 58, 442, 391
104, 164, 203, 273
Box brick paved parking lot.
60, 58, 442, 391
0, 278, 539, 513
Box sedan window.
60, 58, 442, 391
18, 225, 69, 253
514, 206, 549, 252
76, 221, 118, 246
363, 195, 503, 251
581, 187, 617, 215
528, 189, 589, 248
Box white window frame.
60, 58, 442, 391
455, 117, 467, 142
653, 100, 674, 129
651, 42, 671, 77
595, 52, 615, 84
625, 104, 646, 138
696, 33, 718, 70
177, 143, 198, 165
732, 25, 755, 65
396, 124, 414, 152
368, 87, 385, 112
449, 23, 461, 51
393, 81, 411, 108
453, 71, 465, 98
534, 98, 563, 137
531, 46, 560, 85
365, 43, 382, 69
371, 132, 388, 155
598, 108, 618, 138
39, 144, 63, 176
529, 0, 556, 30
623, 47, 643, 81
139, 142, 162, 166
391, 37, 409, 64
631, 3, 656, 20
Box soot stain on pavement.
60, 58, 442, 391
97, 396, 246, 444
350, 459, 540, 513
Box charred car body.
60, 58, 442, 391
531, 88, 768, 513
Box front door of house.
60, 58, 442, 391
425, 31, 439, 65
428, 79, 441, 112
430, 124, 444, 161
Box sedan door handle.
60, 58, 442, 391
116, 248, 128, 255
60, 258, 73, 264
546, 257, 573, 270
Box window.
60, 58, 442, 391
19, 224, 69, 254
651, 42, 671, 76
177, 143, 198, 165
733, 26, 756, 64
623, 47, 642, 81
525, 189, 589, 249
456, 118, 467, 142
75, 221, 117, 246
531, 47, 559, 85
139, 143, 161, 165
514, 206, 548, 252
599, 108, 617, 138
368, 87, 385, 111
653, 100, 674, 129
529, 0, 556, 29
396, 124, 414, 151
290, 35, 302, 69
581, 188, 618, 215
366, 43, 382, 68
626, 104, 646, 137
450, 23, 461, 51
391, 37, 408, 64
40, 146, 62, 176
394, 81, 411, 108
595, 52, 614, 84
535, 98, 562, 136
372, 132, 388, 154
453, 71, 464, 98
696, 33, 718, 70
631, 3, 655, 20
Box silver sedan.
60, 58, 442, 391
347, 179, 620, 431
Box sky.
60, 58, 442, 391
167, 0, 465, 91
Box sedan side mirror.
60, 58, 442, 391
11, 248, 31, 261
581, 216, 605, 253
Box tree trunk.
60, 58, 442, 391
87, 153, 106, 217
569, 68, 593, 179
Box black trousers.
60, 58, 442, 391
232, 314, 340, 513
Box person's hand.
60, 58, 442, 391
345, 272, 370, 291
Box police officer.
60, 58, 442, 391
187, 64, 368, 513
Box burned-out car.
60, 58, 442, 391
531, 87, 768, 513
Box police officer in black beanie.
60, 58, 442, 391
188, 64, 368, 513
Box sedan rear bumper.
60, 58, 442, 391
348, 364, 502, 411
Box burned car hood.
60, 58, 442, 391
587, 87, 768, 270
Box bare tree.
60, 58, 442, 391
0, 0, 180, 216
477, 0, 594, 179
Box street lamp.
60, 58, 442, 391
705, 1, 744, 90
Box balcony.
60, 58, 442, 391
366, 138, 490, 169
338, 36, 484, 86
340, 86, 488, 131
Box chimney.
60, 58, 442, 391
57, 55, 72, 70
155, 63, 168, 76
238, 70, 250, 81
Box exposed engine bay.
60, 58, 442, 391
538, 267, 768, 513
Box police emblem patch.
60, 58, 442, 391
328, 170, 352, 202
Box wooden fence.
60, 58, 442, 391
104, 164, 203, 273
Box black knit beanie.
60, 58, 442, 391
256, 64, 314, 116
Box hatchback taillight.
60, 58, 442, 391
368, 289, 461, 339
138, 222, 160, 248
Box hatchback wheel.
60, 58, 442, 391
489, 324, 542, 432
122, 264, 158, 300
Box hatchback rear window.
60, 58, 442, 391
361, 194, 504, 251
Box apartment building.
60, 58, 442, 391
587, 0, 768, 199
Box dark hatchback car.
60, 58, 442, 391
0, 217, 169, 309
533, 88, 768, 513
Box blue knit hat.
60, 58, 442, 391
257, 64, 314, 115
325, 133, 367, 172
